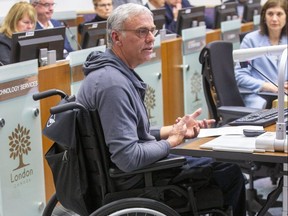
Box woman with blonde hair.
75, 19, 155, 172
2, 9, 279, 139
0, 2, 37, 65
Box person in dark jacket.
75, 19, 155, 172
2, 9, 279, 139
0, 2, 37, 66
164, 0, 192, 33
30, 0, 74, 54
78, 0, 113, 34
76, 3, 246, 215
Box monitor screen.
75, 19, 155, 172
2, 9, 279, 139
151, 8, 166, 30
242, 0, 261, 23
214, 2, 238, 29
81, 21, 107, 49
175, 6, 206, 36
10, 27, 65, 64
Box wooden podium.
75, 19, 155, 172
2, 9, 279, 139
161, 38, 184, 125
38, 60, 71, 201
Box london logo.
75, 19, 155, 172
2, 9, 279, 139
190, 70, 201, 102
144, 85, 156, 120
9, 124, 31, 171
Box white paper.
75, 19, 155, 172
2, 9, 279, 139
200, 134, 266, 153
198, 125, 264, 138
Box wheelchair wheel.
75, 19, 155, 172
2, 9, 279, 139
42, 193, 58, 216
90, 197, 181, 216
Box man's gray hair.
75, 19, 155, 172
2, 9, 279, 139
106, 3, 153, 48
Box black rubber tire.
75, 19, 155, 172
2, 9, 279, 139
90, 197, 181, 216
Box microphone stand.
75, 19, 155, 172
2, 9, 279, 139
62, 22, 82, 50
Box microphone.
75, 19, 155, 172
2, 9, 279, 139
62, 21, 82, 50
233, 45, 287, 62
239, 61, 287, 96
233, 45, 288, 152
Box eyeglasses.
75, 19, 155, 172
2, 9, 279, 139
95, 3, 113, 8
36, 2, 56, 8
120, 28, 158, 38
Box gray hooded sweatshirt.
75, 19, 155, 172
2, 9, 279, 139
76, 49, 170, 172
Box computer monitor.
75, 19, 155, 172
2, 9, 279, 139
151, 8, 166, 30
214, 2, 238, 29
10, 26, 66, 64
81, 21, 107, 49
175, 6, 206, 36
242, 0, 262, 23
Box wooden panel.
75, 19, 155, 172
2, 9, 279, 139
161, 38, 184, 125
241, 22, 254, 33
76, 15, 85, 44
58, 19, 76, 27
206, 29, 221, 44
38, 61, 71, 202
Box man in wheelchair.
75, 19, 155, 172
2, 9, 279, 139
76, 3, 246, 216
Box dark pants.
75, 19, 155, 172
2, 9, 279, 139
184, 157, 246, 216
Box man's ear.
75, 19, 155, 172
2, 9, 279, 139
112, 31, 122, 46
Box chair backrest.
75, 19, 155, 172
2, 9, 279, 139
199, 41, 246, 123
239, 31, 250, 43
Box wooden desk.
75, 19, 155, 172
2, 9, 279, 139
161, 37, 184, 125
171, 124, 288, 216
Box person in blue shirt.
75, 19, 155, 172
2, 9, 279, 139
30, 0, 74, 55
234, 0, 287, 109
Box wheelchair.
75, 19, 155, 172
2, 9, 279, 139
34, 89, 230, 216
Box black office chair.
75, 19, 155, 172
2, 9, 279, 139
34, 89, 230, 216
199, 41, 282, 215
199, 40, 259, 126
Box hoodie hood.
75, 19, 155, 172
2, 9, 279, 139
82, 49, 147, 96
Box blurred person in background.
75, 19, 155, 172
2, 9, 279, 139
0, 2, 37, 66
165, 0, 192, 33
145, 0, 165, 10
234, 0, 287, 109
78, 0, 113, 34
30, 0, 74, 54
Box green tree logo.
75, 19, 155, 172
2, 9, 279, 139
190, 71, 201, 101
144, 85, 156, 119
9, 124, 31, 171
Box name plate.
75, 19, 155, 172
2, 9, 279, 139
222, 29, 240, 43
183, 37, 206, 55
0, 75, 38, 102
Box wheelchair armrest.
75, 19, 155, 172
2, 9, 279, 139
109, 156, 186, 178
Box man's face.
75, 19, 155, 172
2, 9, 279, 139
150, 0, 165, 8
165, 0, 180, 7
113, 13, 156, 68
94, 0, 113, 19
34, 0, 55, 21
